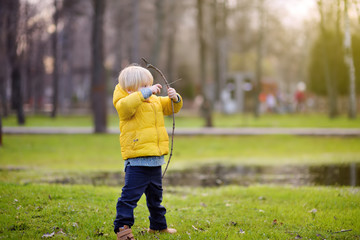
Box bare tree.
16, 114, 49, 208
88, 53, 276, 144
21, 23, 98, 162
51, 0, 59, 118
213, 0, 228, 105
8, 0, 25, 125
0, 4, 4, 140
254, 0, 265, 118
109, 0, 126, 71
130, 0, 139, 62
0, 1, 9, 117
0, 0, 8, 145
318, 0, 338, 118
344, 0, 357, 119
20, 2, 53, 115
197, 0, 213, 127
0, 3, 4, 143
91, 0, 107, 133
166, 0, 178, 85
59, 0, 76, 113
212, 0, 222, 104
151, 0, 165, 67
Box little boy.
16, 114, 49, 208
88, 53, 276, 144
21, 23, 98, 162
113, 64, 183, 240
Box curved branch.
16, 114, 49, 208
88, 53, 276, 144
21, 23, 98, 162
141, 57, 169, 87
141, 57, 175, 178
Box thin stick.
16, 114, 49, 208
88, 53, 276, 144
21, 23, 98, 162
333, 229, 352, 234
168, 78, 182, 86
141, 57, 175, 178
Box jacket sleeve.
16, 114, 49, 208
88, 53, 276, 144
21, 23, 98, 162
160, 94, 183, 116
113, 85, 145, 120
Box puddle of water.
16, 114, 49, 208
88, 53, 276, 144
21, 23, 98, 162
43, 171, 124, 186
164, 163, 360, 187
22, 163, 359, 187
309, 163, 358, 186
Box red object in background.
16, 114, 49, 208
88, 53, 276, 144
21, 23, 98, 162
259, 92, 267, 102
295, 91, 305, 103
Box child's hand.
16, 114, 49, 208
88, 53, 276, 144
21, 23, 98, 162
149, 84, 162, 95
167, 87, 178, 101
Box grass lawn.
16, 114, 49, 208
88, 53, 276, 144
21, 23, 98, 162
1, 135, 359, 173
1, 134, 359, 239
3, 112, 360, 128
0, 183, 359, 239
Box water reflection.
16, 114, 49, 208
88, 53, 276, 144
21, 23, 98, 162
165, 163, 359, 187
15, 163, 358, 187
309, 163, 357, 187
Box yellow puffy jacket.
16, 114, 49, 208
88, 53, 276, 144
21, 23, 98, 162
113, 84, 183, 160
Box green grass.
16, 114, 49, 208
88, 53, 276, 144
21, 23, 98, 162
2, 114, 95, 127
1, 133, 359, 239
1, 134, 359, 185
3, 112, 360, 128
176, 112, 360, 128
1, 135, 359, 173
0, 183, 359, 239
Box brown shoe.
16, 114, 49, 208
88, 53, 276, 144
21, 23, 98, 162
148, 228, 177, 234
116, 225, 135, 240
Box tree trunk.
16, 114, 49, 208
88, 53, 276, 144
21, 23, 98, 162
91, 0, 107, 133
318, 0, 338, 118
166, 0, 177, 84
51, 0, 59, 118
0, 1, 8, 117
113, 1, 124, 72
212, 0, 220, 103
344, 0, 357, 119
197, 0, 213, 127
10, 63, 25, 125
8, 0, 25, 125
130, 0, 139, 63
212, 0, 228, 107
23, 1, 32, 113
254, 0, 264, 118
34, 38, 46, 113
151, 0, 164, 67
219, 1, 228, 106
59, 0, 75, 114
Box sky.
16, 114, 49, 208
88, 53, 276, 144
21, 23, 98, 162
278, 0, 318, 27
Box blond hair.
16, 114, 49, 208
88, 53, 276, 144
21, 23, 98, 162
118, 65, 154, 92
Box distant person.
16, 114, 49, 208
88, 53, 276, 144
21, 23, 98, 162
266, 93, 277, 113
259, 92, 267, 114
295, 82, 306, 112
112, 65, 183, 239
295, 90, 305, 112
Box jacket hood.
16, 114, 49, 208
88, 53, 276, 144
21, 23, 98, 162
113, 84, 129, 106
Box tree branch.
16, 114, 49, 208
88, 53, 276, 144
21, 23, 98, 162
141, 57, 175, 178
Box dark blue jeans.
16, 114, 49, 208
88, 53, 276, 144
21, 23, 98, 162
113, 165, 167, 233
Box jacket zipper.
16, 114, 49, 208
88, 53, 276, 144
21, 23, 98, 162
150, 102, 162, 155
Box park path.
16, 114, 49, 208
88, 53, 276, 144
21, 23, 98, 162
3, 126, 360, 136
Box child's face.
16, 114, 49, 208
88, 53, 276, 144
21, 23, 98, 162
140, 83, 151, 90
